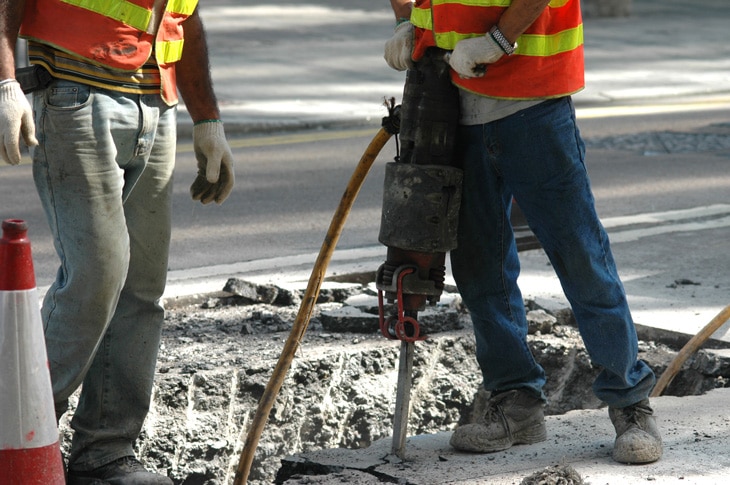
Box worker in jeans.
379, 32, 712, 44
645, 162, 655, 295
0, 0, 235, 482
385, 0, 662, 464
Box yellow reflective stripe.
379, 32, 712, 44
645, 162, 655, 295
410, 6, 432, 29
165, 0, 198, 16
156, 39, 184, 63
548, 0, 571, 7
516, 24, 583, 56
433, 24, 582, 55
432, 0, 511, 6
433, 31, 468, 49
61, 0, 151, 31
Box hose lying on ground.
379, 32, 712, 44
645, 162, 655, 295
651, 304, 730, 397
233, 126, 393, 484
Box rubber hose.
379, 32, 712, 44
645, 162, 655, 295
651, 304, 730, 397
233, 127, 392, 484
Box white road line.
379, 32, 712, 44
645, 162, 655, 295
607, 215, 730, 244
601, 204, 730, 228
576, 97, 730, 119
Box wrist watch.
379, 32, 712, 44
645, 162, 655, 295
489, 25, 517, 55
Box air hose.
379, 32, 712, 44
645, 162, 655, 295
651, 304, 730, 397
233, 106, 399, 484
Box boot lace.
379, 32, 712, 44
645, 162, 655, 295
617, 400, 653, 429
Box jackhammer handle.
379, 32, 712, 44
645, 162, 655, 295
233, 127, 393, 484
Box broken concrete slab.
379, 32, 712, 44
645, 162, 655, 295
319, 304, 464, 335
320, 305, 381, 333
223, 277, 280, 305
278, 388, 730, 485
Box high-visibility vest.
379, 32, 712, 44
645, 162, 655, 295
19, 0, 199, 104
411, 0, 584, 100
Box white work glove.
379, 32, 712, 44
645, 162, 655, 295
447, 34, 504, 78
384, 21, 414, 71
0, 80, 38, 165
191, 121, 235, 204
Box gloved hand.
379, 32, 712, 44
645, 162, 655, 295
0, 80, 38, 165
190, 120, 235, 204
384, 21, 414, 71
447, 34, 504, 78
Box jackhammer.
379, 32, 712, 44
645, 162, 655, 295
376, 47, 541, 459
375, 48, 462, 460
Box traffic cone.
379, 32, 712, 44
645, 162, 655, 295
0, 219, 65, 484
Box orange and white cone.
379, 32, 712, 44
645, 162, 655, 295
0, 219, 65, 484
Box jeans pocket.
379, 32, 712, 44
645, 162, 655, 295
44, 81, 92, 110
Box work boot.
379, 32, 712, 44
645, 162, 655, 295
450, 389, 546, 452
67, 456, 172, 485
609, 398, 663, 464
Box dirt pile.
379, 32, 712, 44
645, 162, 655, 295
57, 279, 730, 484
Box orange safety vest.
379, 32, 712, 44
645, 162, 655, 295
411, 0, 585, 100
19, 0, 198, 104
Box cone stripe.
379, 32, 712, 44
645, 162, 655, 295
1, 220, 64, 484
0, 444, 64, 485
0, 219, 36, 291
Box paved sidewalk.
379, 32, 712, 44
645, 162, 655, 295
279, 388, 730, 485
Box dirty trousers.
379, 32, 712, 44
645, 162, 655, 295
450, 97, 656, 408
32, 79, 176, 470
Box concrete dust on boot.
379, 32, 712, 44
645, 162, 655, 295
609, 398, 662, 464
450, 389, 546, 452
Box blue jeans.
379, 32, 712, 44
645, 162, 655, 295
450, 97, 655, 408
32, 79, 176, 470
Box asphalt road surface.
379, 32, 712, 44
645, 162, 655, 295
1, 100, 728, 293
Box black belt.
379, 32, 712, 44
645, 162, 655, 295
15, 64, 53, 94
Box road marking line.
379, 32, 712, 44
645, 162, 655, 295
176, 128, 379, 153
607, 215, 730, 243
601, 204, 730, 229
576, 97, 730, 119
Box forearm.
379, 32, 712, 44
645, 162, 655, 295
496, 0, 551, 44
176, 10, 220, 122
389, 0, 413, 21
0, 0, 25, 78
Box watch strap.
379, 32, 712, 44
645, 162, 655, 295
489, 25, 517, 55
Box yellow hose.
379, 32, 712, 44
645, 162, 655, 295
233, 127, 392, 484
651, 304, 730, 397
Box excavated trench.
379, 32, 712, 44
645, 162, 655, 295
56, 277, 730, 485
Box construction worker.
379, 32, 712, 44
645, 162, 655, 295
385, 0, 663, 464
0, 0, 234, 483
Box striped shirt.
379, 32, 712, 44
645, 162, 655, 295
28, 41, 163, 97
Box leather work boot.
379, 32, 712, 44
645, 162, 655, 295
609, 398, 663, 464
66, 456, 173, 485
450, 388, 546, 452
